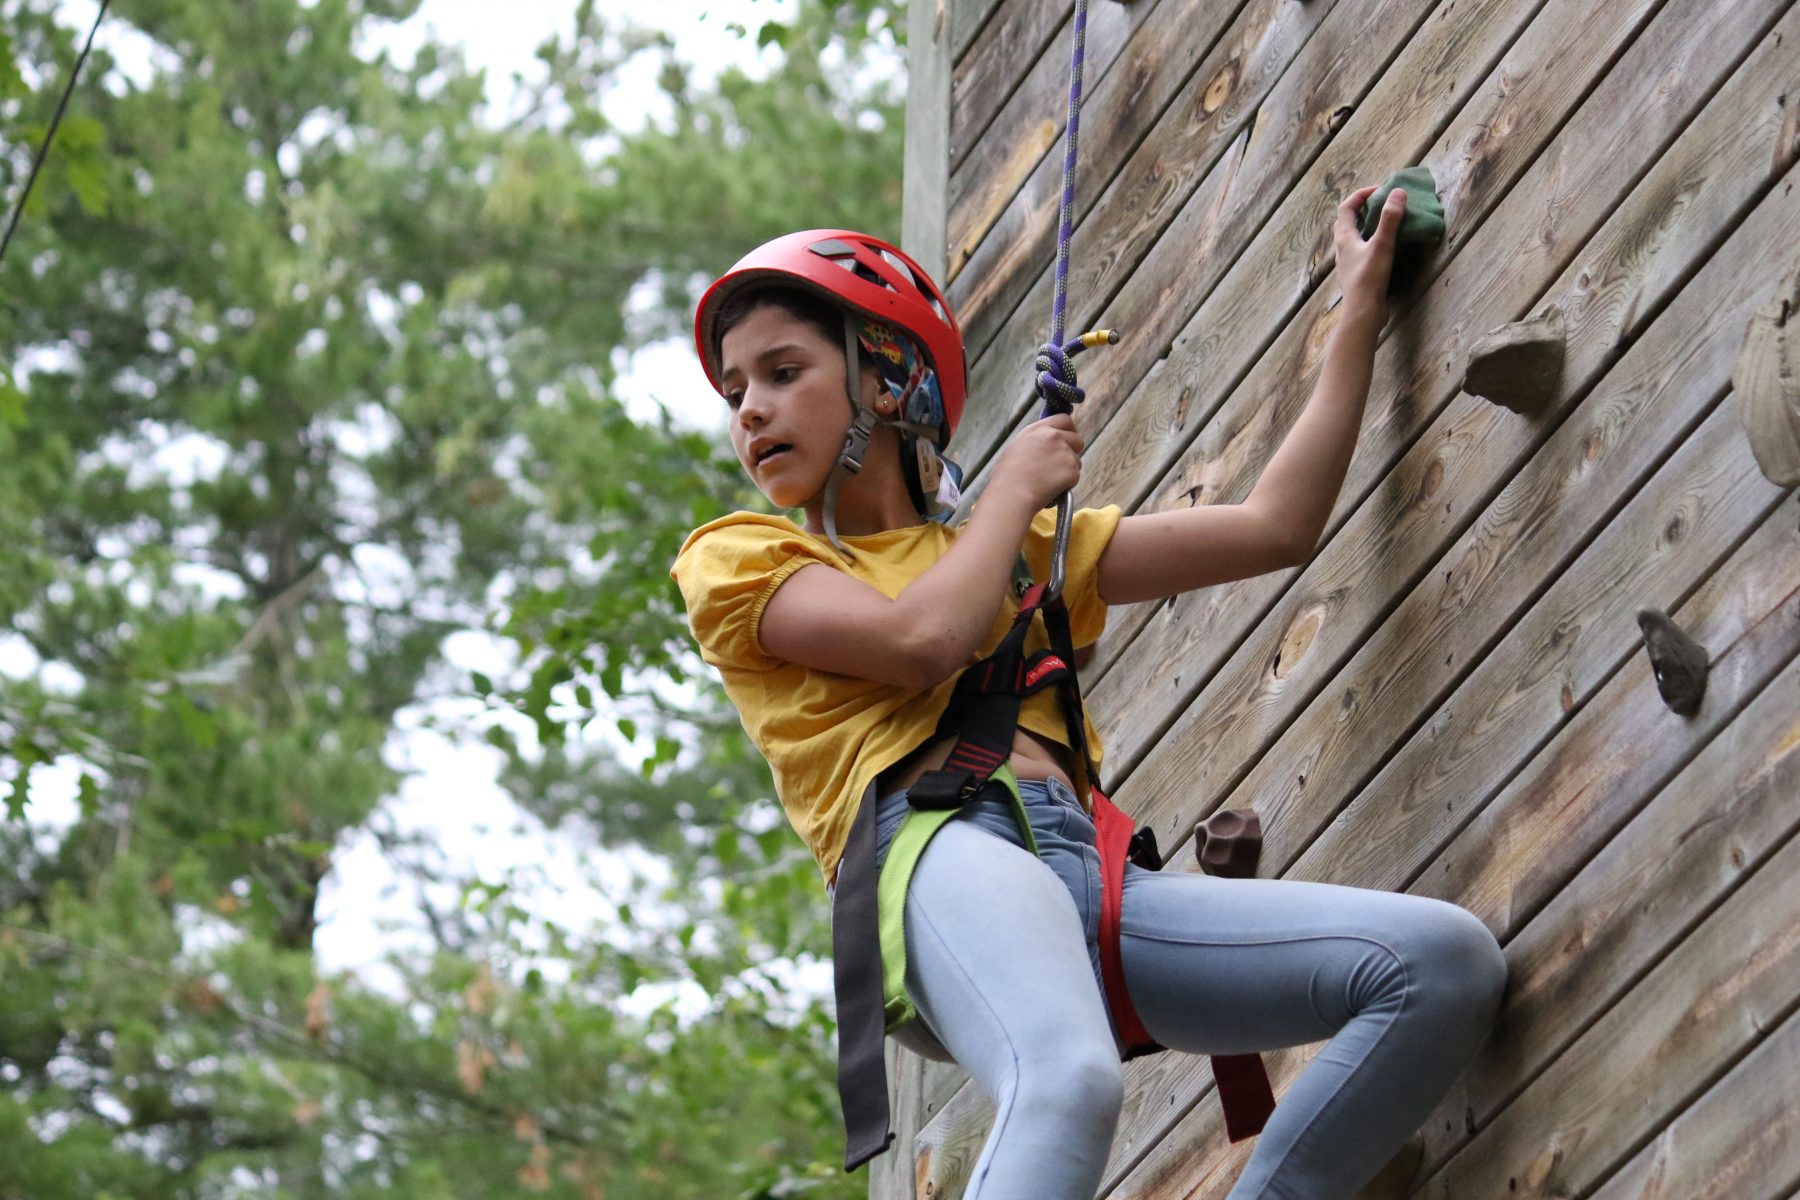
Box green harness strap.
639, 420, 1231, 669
876, 762, 1040, 1030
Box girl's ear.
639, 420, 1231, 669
863, 365, 892, 412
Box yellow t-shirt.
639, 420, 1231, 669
670, 505, 1122, 887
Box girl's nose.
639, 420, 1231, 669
737, 384, 772, 426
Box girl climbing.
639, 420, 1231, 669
671, 182, 1506, 1200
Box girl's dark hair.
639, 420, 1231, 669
712, 285, 861, 367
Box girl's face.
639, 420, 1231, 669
718, 303, 860, 511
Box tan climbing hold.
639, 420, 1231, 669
1731, 275, 1800, 487
1462, 305, 1566, 414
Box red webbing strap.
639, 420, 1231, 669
1091, 790, 1275, 1143
1211, 1054, 1277, 1143
1090, 790, 1154, 1047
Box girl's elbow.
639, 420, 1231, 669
1282, 534, 1318, 568
895, 625, 963, 690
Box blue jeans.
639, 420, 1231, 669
867, 777, 1507, 1200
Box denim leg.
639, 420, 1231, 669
901, 818, 1125, 1200
1117, 870, 1507, 1200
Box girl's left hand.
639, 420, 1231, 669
1334, 184, 1405, 323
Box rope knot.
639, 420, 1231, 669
1035, 342, 1085, 413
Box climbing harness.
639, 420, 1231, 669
0, 0, 111, 271
828, 0, 1273, 1171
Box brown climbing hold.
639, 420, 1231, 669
1731, 273, 1800, 487
1194, 809, 1262, 878
1462, 305, 1566, 413
1636, 608, 1708, 717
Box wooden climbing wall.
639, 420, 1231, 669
884, 0, 1800, 1196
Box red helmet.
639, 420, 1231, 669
693, 230, 967, 437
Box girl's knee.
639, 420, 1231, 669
1403, 901, 1508, 1021
1018, 1044, 1124, 1128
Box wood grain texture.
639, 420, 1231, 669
905, 0, 954, 282
1099, 498, 1800, 1197
951, 0, 1433, 472
949, 0, 1070, 178
949, 0, 1007, 66
1112, 154, 1800, 876
1257, 393, 1789, 896
1417, 823, 1800, 1199
1414, 507, 1800, 941
1412, 652, 1800, 1180
948, 0, 1314, 343
1284, 417, 1796, 904
1586, 1005, 1800, 1200
1087, 0, 1798, 780
868, 1043, 928, 1199
951, 0, 1565, 480
923, 139, 1800, 1200
881, 1, 1799, 1194
912, 1077, 996, 1199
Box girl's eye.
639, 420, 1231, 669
773, 365, 799, 384
724, 389, 744, 410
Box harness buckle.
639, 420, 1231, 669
1127, 826, 1164, 871
906, 768, 978, 810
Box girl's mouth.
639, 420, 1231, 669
755, 444, 793, 466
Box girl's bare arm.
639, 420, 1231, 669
1096, 185, 1404, 605
759, 416, 1083, 688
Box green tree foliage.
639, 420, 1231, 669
0, 0, 902, 1194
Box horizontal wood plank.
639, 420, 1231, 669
1101, 501, 1800, 1196
949, 0, 1070, 178
1418, 824, 1800, 1198
1088, 0, 1798, 779
1586, 1004, 1800, 1200
1414, 635, 1800, 1178
948, 0, 1328, 343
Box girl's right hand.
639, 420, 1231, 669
1335, 184, 1405, 323
989, 412, 1084, 513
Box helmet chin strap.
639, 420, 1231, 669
819, 315, 876, 558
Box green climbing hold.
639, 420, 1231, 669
1359, 166, 1445, 244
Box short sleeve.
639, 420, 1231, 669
671, 516, 840, 670
1022, 504, 1122, 647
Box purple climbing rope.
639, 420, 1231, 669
1050, 0, 1088, 351
1033, 0, 1119, 599
1036, 0, 1109, 422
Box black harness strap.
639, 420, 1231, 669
832, 777, 895, 1170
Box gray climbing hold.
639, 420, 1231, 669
1463, 305, 1567, 414
1636, 608, 1708, 717
1731, 275, 1800, 487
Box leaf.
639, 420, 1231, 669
304, 980, 331, 1041
0, 367, 24, 428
